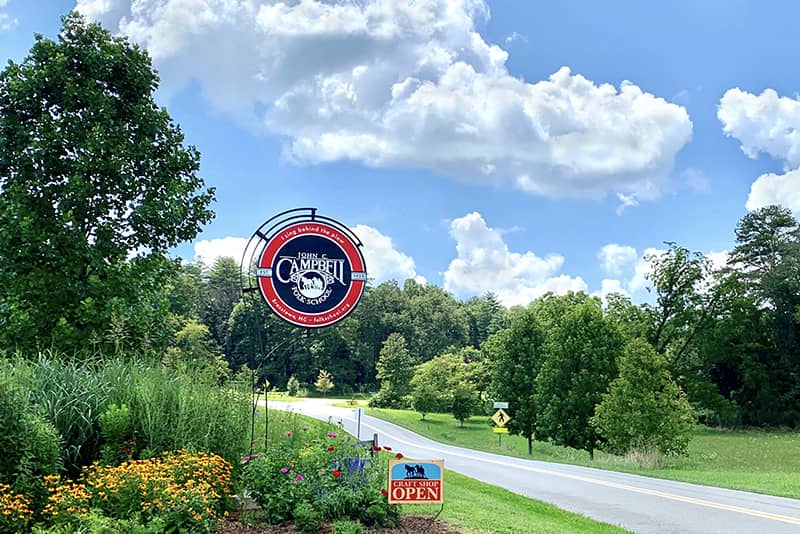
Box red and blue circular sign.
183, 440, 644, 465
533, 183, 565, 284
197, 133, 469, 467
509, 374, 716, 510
257, 220, 366, 328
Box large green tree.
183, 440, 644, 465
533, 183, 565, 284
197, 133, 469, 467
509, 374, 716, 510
0, 14, 215, 353
727, 206, 800, 425
488, 307, 547, 454
592, 338, 695, 456
371, 332, 416, 407
533, 294, 623, 459
200, 256, 242, 353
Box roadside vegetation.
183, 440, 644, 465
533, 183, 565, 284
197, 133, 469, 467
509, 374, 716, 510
0, 8, 798, 534
368, 407, 800, 499
259, 411, 626, 534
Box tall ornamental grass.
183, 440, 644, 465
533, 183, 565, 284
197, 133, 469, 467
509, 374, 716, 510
122, 363, 250, 467
0, 353, 250, 478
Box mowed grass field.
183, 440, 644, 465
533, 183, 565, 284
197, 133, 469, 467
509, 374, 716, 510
408, 468, 628, 534
368, 407, 800, 499
265, 409, 628, 533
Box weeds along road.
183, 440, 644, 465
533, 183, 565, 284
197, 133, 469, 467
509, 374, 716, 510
265, 398, 800, 534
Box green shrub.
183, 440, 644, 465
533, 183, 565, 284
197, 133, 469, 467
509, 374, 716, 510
0, 376, 60, 499
99, 403, 135, 465
286, 375, 300, 397
239, 447, 304, 524
240, 430, 399, 527
592, 339, 696, 456
32, 510, 161, 534
362, 500, 399, 528
293, 501, 321, 532
23, 355, 114, 475
333, 519, 363, 534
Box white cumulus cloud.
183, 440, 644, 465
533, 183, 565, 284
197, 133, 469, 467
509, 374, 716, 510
745, 168, 800, 217
592, 278, 631, 305
193, 236, 249, 267
0, 0, 17, 32
719, 88, 800, 216
76, 0, 692, 201
598, 244, 638, 276
443, 212, 586, 307
353, 224, 425, 285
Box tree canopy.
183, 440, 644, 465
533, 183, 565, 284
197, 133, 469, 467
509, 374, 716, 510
0, 13, 214, 354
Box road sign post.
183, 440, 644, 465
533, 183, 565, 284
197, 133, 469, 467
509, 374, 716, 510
354, 407, 364, 440
491, 403, 511, 446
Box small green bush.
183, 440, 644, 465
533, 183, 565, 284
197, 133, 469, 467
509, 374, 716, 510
240, 430, 399, 528
293, 501, 321, 532
363, 500, 399, 527
99, 403, 135, 465
333, 519, 363, 534
286, 375, 300, 397
0, 377, 60, 495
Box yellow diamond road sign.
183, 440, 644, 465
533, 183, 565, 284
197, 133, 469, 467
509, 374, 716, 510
491, 408, 511, 427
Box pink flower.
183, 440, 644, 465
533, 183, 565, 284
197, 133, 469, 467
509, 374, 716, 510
251, 439, 257, 445
241, 455, 251, 464
280, 467, 289, 474
327, 432, 337, 438
285, 431, 293, 436
296, 474, 304, 481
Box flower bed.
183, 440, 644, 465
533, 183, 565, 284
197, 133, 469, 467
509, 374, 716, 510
239, 429, 400, 531
40, 450, 233, 532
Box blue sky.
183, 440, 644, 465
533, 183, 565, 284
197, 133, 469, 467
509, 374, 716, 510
2, 0, 799, 306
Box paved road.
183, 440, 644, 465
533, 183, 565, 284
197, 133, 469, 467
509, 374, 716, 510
266, 398, 800, 533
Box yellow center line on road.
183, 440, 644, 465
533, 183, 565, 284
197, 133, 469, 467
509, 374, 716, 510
359, 418, 800, 527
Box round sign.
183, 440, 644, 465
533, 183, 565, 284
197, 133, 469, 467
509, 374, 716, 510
256, 220, 366, 328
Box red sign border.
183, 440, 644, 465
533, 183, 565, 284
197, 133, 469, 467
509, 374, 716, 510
257, 220, 366, 328
387, 459, 444, 505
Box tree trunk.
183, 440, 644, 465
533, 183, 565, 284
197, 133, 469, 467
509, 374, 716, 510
528, 435, 533, 455
589, 447, 594, 461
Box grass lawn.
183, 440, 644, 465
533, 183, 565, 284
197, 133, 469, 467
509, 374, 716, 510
263, 391, 300, 401
409, 468, 628, 533
260, 409, 627, 533
368, 407, 800, 499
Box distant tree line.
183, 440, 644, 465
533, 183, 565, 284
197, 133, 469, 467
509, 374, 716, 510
0, 14, 798, 464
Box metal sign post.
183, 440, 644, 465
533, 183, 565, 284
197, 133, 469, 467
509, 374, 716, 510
491, 402, 511, 446
355, 407, 364, 440
240, 208, 368, 449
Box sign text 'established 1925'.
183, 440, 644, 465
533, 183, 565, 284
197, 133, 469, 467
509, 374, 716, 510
244, 209, 367, 328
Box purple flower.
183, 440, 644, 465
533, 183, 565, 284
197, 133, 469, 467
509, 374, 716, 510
295, 474, 304, 481
280, 467, 289, 474
241, 455, 251, 464
327, 432, 337, 438
251, 439, 257, 445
